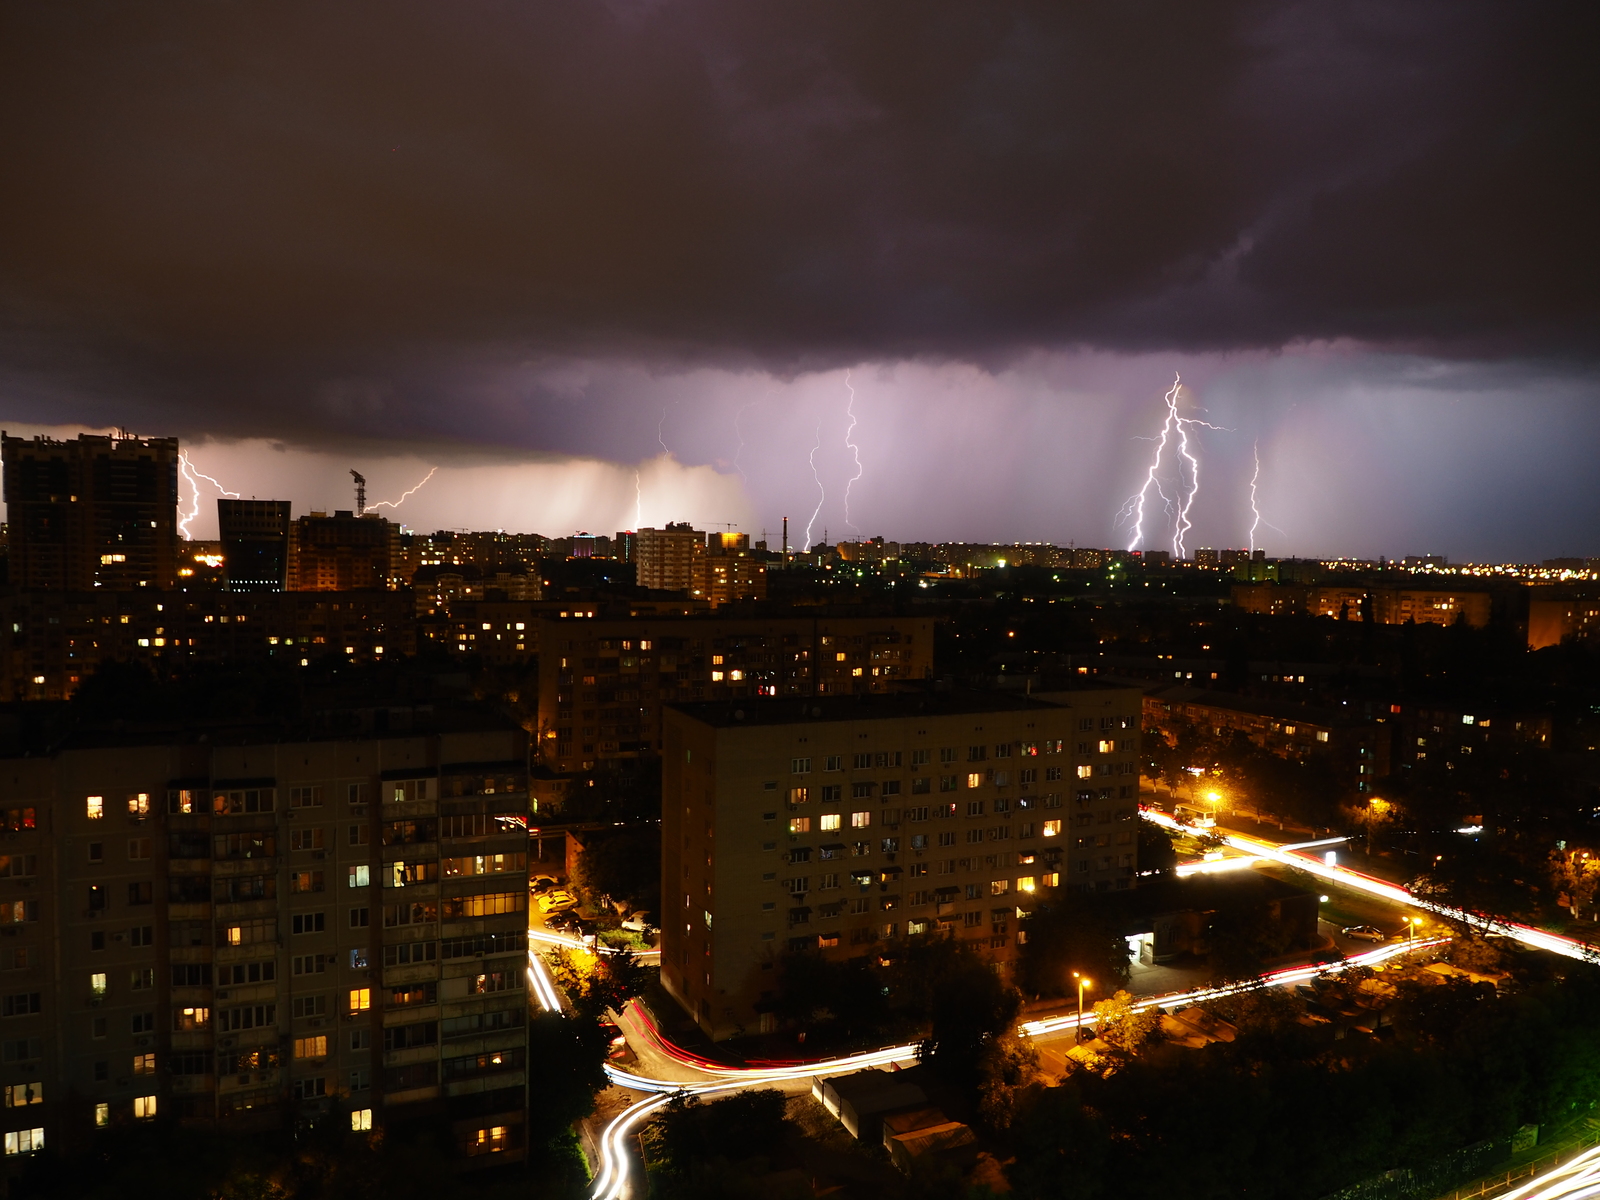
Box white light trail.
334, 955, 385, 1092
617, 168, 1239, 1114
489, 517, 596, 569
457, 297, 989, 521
1500, 1143, 1600, 1200
366, 466, 438, 511
1141, 809, 1598, 965
842, 369, 863, 538
1249, 440, 1263, 554
803, 423, 825, 551
177, 450, 240, 538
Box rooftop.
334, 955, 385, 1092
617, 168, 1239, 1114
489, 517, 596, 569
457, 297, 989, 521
666, 681, 1136, 729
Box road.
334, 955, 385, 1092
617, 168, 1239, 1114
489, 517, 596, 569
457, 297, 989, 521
1499, 1142, 1600, 1200
528, 810, 1599, 1200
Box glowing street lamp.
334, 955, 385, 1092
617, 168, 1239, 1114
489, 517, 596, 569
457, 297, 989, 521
1073, 972, 1093, 1042
1408, 916, 1421, 947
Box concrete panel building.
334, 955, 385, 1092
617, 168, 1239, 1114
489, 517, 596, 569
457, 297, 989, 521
0, 712, 530, 1165
660, 685, 1142, 1040
536, 614, 938, 775
2, 432, 181, 592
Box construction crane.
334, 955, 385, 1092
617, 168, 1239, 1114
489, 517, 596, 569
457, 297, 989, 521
350, 469, 366, 515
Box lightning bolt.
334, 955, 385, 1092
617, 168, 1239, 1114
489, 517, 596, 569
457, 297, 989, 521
1117, 375, 1230, 559
367, 467, 438, 511
1119, 376, 1181, 553
803, 423, 825, 551
657, 402, 677, 458
177, 450, 240, 539
1249, 441, 1262, 554
842, 369, 863, 537
634, 469, 642, 529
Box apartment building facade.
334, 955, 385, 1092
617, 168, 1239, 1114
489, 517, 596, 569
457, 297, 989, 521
2, 432, 182, 593
634, 525, 706, 593
661, 685, 1142, 1040
1141, 685, 1388, 793
0, 589, 417, 702
536, 614, 938, 775
0, 716, 529, 1166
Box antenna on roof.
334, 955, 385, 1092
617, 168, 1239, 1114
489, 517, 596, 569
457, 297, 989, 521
350, 470, 367, 515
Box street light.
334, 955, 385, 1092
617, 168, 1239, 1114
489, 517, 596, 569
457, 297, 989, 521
1073, 972, 1093, 1042
1409, 916, 1421, 947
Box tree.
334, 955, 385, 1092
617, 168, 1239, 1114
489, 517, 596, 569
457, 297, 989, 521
572, 825, 660, 912
1089, 990, 1158, 1057
1548, 846, 1600, 921
1136, 822, 1178, 876
911, 940, 1023, 1087
1016, 894, 1131, 999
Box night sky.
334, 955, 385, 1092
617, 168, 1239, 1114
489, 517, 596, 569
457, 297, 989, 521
2, 2, 1598, 558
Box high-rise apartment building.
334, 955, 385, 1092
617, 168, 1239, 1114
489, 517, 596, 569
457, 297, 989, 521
660, 685, 1143, 1040
634, 524, 705, 592
0, 713, 530, 1163
218, 500, 292, 593
1, 432, 180, 592
291, 512, 395, 591
536, 614, 937, 774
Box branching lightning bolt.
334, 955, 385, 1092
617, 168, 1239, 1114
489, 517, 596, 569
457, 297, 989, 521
634, 470, 642, 529
367, 467, 438, 511
657, 402, 678, 458
1119, 377, 1181, 553
841, 370, 863, 538
1118, 375, 1231, 559
803, 424, 825, 551
178, 451, 240, 539
1249, 441, 1262, 554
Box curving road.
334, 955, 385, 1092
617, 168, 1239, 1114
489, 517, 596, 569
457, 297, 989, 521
525, 812, 1600, 1200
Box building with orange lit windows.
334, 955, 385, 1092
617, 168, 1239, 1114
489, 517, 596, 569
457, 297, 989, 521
660, 684, 1142, 1040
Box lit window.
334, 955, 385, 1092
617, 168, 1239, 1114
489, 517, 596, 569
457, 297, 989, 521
851, 667, 863, 677
86, 796, 104, 820
710, 671, 724, 682
1076, 765, 1093, 779
1042, 872, 1060, 888
127, 793, 150, 816
467, 1126, 510, 1156
1041, 820, 1062, 837
1097, 739, 1114, 753
712, 655, 724, 665
1017, 876, 1037, 893
132, 1053, 155, 1075
294, 1035, 329, 1059
348, 988, 371, 1013
850, 811, 870, 828
819, 814, 841, 831
347, 865, 370, 888
3, 1128, 42, 1155
351, 1109, 373, 1131
90, 973, 107, 996
134, 1095, 157, 1120
730, 670, 743, 681
966, 773, 982, 789
788, 816, 810, 834
991, 879, 1010, 895
94, 1103, 108, 1128
2, 1083, 41, 1107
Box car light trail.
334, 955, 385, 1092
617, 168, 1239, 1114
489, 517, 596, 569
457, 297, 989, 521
586, 815, 1595, 1199
587, 937, 1447, 1199
1142, 809, 1597, 964
527, 949, 564, 1013
1499, 1143, 1600, 1200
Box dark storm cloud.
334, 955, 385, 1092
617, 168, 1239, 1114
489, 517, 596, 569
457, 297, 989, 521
0, 0, 1596, 439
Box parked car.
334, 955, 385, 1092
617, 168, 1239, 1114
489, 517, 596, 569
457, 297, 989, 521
531, 876, 559, 894
1341, 924, 1386, 942
539, 889, 579, 914
621, 910, 658, 934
